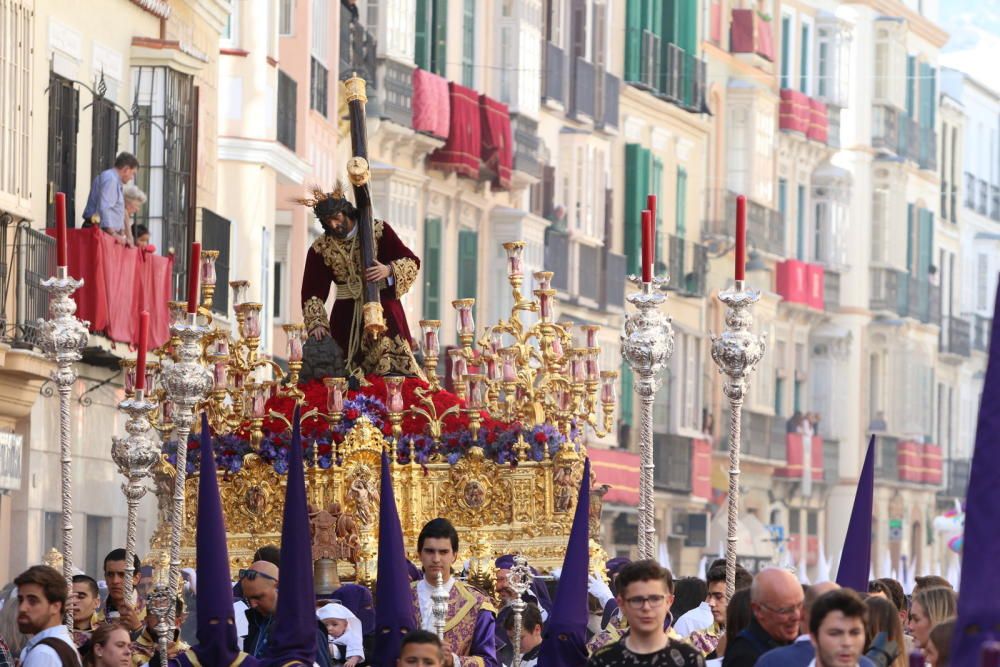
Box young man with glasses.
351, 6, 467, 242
587, 560, 705, 666
722, 568, 803, 667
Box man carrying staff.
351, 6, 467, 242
299, 183, 423, 379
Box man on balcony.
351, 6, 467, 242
82, 152, 139, 247
299, 183, 423, 380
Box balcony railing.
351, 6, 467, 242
662, 43, 707, 113
869, 267, 940, 325
973, 314, 992, 352
896, 113, 920, 163
992, 185, 1000, 221
918, 126, 937, 171
730, 9, 774, 62
978, 178, 988, 215
875, 435, 900, 483
0, 221, 54, 349
594, 70, 620, 130
543, 41, 565, 105
637, 29, 661, 91
545, 228, 570, 292
705, 192, 785, 258
872, 105, 899, 151
664, 235, 708, 297
602, 250, 627, 310
339, 9, 376, 85
965, 172, 978, 210
721, 411, 785, 461
941, 315, 971, 357
511, 112, 542, 178
570, 57, 596, 120
578, 243, 601, 302
654, 433, 693, 493
824, 269, 841, 311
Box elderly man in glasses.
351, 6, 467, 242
721, 567, 805, 667
239, 561, 333, 667
587, 560, 705, 667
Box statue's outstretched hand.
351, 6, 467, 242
309, 326, 329, 340
365, 260, 391, 282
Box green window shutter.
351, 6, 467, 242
906, 55, 916, 118
796, 185, 806, 260
780, 15, 791, 88
422, 217, 442, 319
929, 66, 937, 128
462, 0, 475, 87
624, 143, 652, 275
415, 0, 431, 71
678, 0, 697, 53
432, 0, 448, 77
799, 24, 810, 93
652, 157, 664, 268
919, 209, 933, 279
650, 0, 663, 38
919, 63, 935, 128
625, 0, 642, 82
457, 228, 478, 300
676, 167, 687, 239
620, 365, 634, 426
778, 178, 788, 222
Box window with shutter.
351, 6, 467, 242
906, 55, 916, 118
423, 218, 442, 319
274, 225, 291, 320
462, 0, 476, 87
280, 0, 294, 35
457, 229, 478, 300
46, 73, 79, 228
796, 184, 806, 260
415, 0, 431, 69
675, 167, 687, 239
202, 210, 232, 315
624, 0, 642, 82
871, 188, 887, 263
620, 365, 634, 426
652, 157, 663, 268
780, 14, 792, 89
91, 97, 119, 185
310, 57, 329, 117
624, 143, 652, 275
277, 71, 297, 150
433, 0, 448, 76
799, 21, 811, 94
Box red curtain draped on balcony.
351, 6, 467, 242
807, 97, 829, 143
412, 68, 450, 139
428, 82, 482, 179
589, 447, 640, 506
479, 94, 513, 190
51, 227, 173, 348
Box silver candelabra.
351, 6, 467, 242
508, 555, 533, 667
159, 312, 212, 653
710, 280, 766, 598
431, 571, 449, 640
111, 389, 160, 608
146, 580, 175, 664
621, 275, 674, 560
39, 266, 90, 628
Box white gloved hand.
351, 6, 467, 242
588, 572, 615, 606
550, 566, 562, 581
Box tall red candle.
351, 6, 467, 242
641, 209, 653, 283
135, 310, 149, 391
55, 192, 68, 268
735, 194, 747, 281
187, 242, 202, 314
647, 194, 657, 268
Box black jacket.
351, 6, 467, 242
243, 608, 333, 667
721, 617, 790, 667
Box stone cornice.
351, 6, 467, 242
217, 135, 311, 185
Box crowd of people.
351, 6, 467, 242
0, 543, 960, 667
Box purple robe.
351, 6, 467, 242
410, 580, 498, 667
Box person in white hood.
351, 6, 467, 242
317, 602, 364, 667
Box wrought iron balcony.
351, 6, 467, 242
661, 43, 707, 113
594, 70, 620, 130
624, 28, 660, 91
601, 250, 627, 310
543, 41, 566, 106
917, 126, 937, 171
707, 191, 785, 258
824, 269, 841, 311
511, 113, 542, 178
577, 243, 601, 303
0, 221, 54, 349
965, 172, 977, 210
570, 57, 596, 120
872, 105, 899, 152
942, 458, 971, 499
654, 433, 692, 494
545, 228, 570, 292
978, 178, 988, 215
874, 435, 900, 482
339, 9, 376, 85
992, 185, 1000, 221
664, 234, 708, 297
941, 315, 971, 357
869, 267, 940, 325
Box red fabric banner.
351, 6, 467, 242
52, 227, 173, 348
590, 447, 640, 507
479, 94, 513, 190
428, 82, 482, 179
412, 68, 450, 139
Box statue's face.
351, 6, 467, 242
322, 212, 355, 239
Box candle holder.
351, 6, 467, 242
453, 299, 476, 348
534, 289, 556, 324
39, 265, 90, 628
419, 320, 442, 390
508, 555, 533, 667
110, 389, 160, 610
283, 323, 306, 397
464, 373, 485, 440
159, 312, 212, 636
621, 274, 674, 560
449, 349, 468, 401
230, 280, 249, 307
324, 377, 347, 426
431, 571, 448, 640
385, 376, 405, 439
200, 250, 219, 311
121, 358, 138, 398
533, 270, 553, 291
710, 280, 766, 598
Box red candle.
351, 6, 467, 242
735, 195, 747, 281
187, 242, 201, 314
641, 209, 653, 283
646, 193, 657, 237
55, 192, 68, 268
135, 311, 149, 391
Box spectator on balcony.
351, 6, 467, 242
786, 412, 804, 434
132, 225, 154, 254
123, 185, 147, 244
82, 152, 139, 247
807, 413, 822, 437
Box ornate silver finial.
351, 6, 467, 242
508, 555, 533, 667
431, 571, 449, 640
621, 275, 675, 559
710, 280, 766, 598
39, 265, 90, 629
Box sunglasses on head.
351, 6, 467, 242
239, 569, 277, 583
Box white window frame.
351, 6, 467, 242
799, 15, 814, 96
0, 0, 33, 211
311, 0, 329, 64
273, 223, 292, 323
780, 9, 795, 90
223, 0, 241, 47
279, 0, 295, 36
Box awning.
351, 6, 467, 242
590, 447, 639, 507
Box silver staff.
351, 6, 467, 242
111, 388, 160, 607
621, 275, 674, 560
710, 280, 765, 598
432, 571, 449, 640
159, 311, 211, 653
146, 581, 174, 665
508, 555, 533, 667
39, 265, 90, 628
